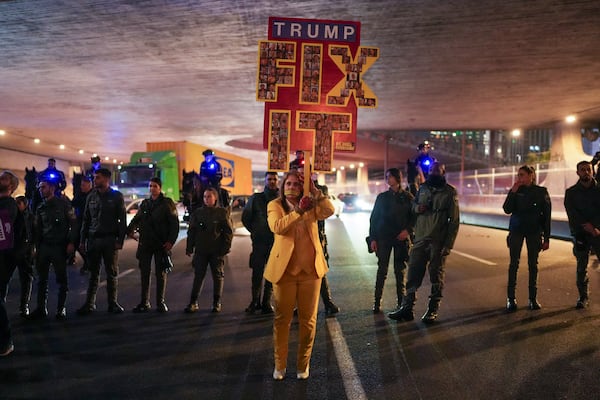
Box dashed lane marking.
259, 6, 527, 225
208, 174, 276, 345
451, 250, 497, 266
78, 268, 136, 295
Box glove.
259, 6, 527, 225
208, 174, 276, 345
298, 196, 314, 211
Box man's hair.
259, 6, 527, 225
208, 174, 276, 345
95, 168, 112, 178
1, 170, 19, 192
265, 171, 278, 177
15, 195, 28, 207
150, 177, 162, 187
576, 160, 592, 170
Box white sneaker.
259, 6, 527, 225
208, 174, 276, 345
297, 366, 310, 380
273, 368, 286, 380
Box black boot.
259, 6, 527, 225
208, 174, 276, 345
528, 286, 541, 310
388, 292, 415, 321
77, 281, 98, 315
31, 284, 48, 319
56, 289, 67, 320
261, 282, 274, 314
245, 283, 261, 313
19, 279, 32, 318
212, 278, 223, 313
421, 298, 440, 324
373, 278, 384, 313
156, 272, 168, 312
107, 281, 124, 314
321, 276, 340, 316
506, 298, 518, 312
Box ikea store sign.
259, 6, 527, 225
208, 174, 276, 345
216, 157, 235, 187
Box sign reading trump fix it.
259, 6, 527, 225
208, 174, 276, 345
257, 17, 379, 172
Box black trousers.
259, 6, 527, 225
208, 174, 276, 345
36, 243, 68, 309
507, 232, 542, 299
85, 237, 120, 305
190, 253, 225, 303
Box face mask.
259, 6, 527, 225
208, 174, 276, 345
284, 189, 301, 198
427, 175, 446, 187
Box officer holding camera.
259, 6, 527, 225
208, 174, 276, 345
564, 160, 600, 309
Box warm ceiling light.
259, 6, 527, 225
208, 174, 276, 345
59, 144, 65, 150
113, 159, 117, 163
511, 129, 521, 137
34, 138, 40, 144
332, 167, 337, 172
93, 153, 98, 157
349, 164, 355, 169
78, 149, 84, 154
0, 130, 5, 136
565, 115, 577, 123
358, 162, 364, 168
340, 166, 345, 170
104, 156, 110, 161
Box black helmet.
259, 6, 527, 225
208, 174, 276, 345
202, 149, 215, 156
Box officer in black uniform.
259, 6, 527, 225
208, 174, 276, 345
30, 175, 76, 320
199, 149, 223, 188
127, 177, 179, 313
77, 168, 127, 315
38, 158, 67, 195
0, 196, 35, 317
241, 171, 279, 314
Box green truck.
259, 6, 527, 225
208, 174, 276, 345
115, 150, 180, 203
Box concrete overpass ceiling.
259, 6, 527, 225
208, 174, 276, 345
1, 0, 600, 170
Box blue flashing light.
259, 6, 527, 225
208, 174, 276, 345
208, 161, 216, 170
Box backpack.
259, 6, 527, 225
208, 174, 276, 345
0, 207, 15, 250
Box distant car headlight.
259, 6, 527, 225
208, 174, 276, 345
355, 199, 373, 211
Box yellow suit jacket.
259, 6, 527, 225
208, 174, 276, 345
264, 192, 335, 284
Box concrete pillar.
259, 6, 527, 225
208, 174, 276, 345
356, 163, 368, 195
336, 168, 346, 185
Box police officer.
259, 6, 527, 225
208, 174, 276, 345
564, 160, 600, 309
199, 149, 223, 188
242, 172, 279, 314
77, 168, 127, 315
30, 175, 76, 320
38, 158, 67, 195
127, 177, 179, 313
389, 162, 460, 323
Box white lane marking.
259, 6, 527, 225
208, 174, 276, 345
451, 250, 497, 266
326, 318, 368, 400
78, 268, 136, 295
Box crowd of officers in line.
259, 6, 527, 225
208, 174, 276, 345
1, 156, 599, 358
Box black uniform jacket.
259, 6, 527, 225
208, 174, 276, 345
186, 206, 233, 256
369, 189, 416, 242
127, 194, 179, 252
564, 179, 600, 236
35, 196, 76, 246
503, 184, 551, 239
